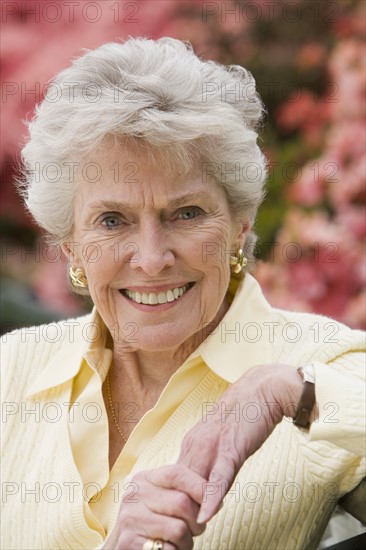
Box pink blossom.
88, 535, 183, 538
275, 91, 330, 145
328, 40, 366, 121
295, 43, 326, 70
289, 163, 326, 206
335, 205, 366, 239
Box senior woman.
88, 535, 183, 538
1, 37, 365, 550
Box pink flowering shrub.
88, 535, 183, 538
257, 22, 365, 328
255, 209, 365, 328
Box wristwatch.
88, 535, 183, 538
293, 363, 316, 428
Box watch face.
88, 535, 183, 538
301, 363, 316, 384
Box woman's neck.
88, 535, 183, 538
111, 295, 230, 396
112, 334, 200, 393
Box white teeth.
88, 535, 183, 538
166, 290, 174, 302
124, 284, 191, 305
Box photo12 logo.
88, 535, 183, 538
201, 1, 341, 24
1, 1, 140, 24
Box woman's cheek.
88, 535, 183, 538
85, 238, 128, 274
198, 232, 233, 269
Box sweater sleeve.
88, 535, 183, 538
309, 352, 366, 457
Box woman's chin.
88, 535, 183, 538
121, 324, 196, 353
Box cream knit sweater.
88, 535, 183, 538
1, 275, 365, 549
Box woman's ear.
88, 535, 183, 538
236, 220, 251, 244
60, 242, 81, 267
61, 243, 73, 264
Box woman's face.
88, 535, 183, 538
67, 141, 247, 352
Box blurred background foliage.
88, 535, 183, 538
1, 0, 365, 331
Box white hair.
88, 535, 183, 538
18, 37, 267, 261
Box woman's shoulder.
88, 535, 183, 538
235, 275, 365, 365
240, 275, 365, 354
270, 304, 365, 341
1, 311, 93, 349
0, 312, 94, 398
266, 305, 365, 365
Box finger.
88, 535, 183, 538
197, 484, 223, 524
111, 534, 177, 550
128, 469, 205, 536
137, 536, 177, 550
122, 474, 205, 536
117, 507, 193, 550
144, 464, 207, 505
138, 510, 193, 550
197, 455, 237, 524
147, 487, 205, 537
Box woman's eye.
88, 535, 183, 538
177, 207, 202, 220
100, 214, 123, 228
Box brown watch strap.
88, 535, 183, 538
293, 381, 316, 428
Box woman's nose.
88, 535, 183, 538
129, 225, 175, 276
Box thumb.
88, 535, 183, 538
197, 459, 236, 524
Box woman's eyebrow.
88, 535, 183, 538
87, 192, 214, 212
87, 200, 132, 212
167, 192, 214, 208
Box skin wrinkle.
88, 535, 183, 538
84, 192, 219, 221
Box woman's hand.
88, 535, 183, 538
177, 364, 307, 523
103, 464, 207, 550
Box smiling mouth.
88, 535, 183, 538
120, 282, 195, 305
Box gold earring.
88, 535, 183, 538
69, 266, 88, 288
230, 248, 247, 274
